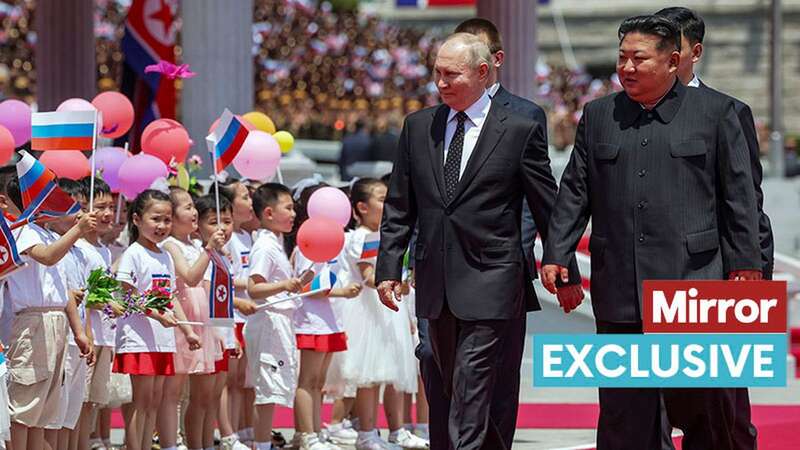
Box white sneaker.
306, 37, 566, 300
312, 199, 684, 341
221, 434, 252, 450
356, 430, 393, 450
299, 432, 329, 450
389, 428, 430, 449
324, 422, 358, 446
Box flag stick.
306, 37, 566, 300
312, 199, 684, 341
254, 288, 328, 311
276, 164, 284, 184
89, 110, 99, 212
176, 321, 205, 326
207, 137, 222, 226
114, 142, 129, 224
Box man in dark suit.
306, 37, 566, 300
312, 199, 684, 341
376, 33, 580, 450
541, 15, 762, 450
338, 119, 371, 180
654, 8, 770, 449
410, 18, 559, 450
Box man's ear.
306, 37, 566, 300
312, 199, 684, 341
691, 42, 703, 64
668, 50, 681, 73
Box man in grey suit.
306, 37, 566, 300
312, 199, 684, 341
542, 15, 762, 450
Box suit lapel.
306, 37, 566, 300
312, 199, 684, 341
427, 105, 449, 203
447, 103, 507, 207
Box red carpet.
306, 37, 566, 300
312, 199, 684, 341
110, 403, 799, 447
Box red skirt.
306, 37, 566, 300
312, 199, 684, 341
113, 352, 175, 376
235, 322, 246, 349
214, 349, 231, 373
296, 332, 347, 353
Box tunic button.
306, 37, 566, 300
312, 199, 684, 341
637, 201, 647, 209
641, 138, 649, 147
638, 234, 645, 243
638, 169, 647, 177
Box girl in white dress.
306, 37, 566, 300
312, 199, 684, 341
338, 178, 426, 450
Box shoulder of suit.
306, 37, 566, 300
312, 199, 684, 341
696, 83, 750, 114
581, 90, 619, 116
405, 104, 444, 124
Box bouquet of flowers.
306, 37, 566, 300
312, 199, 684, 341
134, 285, 175, 316
84, 268, 175, 321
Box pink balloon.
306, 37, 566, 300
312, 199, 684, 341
0, 125, 14, 165
91, 147, 128, 192
307, 187, 352, 227
40, 151, 90, 180
92, 92, 134, 139
117, 153, 168, 199
297, 217, 345, 263
232, 130, 281, 180
141, 118, 190, 164
0, 99, 31, 146
57, 98, 95, 112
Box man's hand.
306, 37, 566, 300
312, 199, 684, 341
729, 270, 762, 281
541, 264, 569, 294
556, 284, 585, 313
377, 280, 402, 312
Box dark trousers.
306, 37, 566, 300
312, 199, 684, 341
426, 305, 508, 450
596, 321, 755, 450
417, 315, 526, 450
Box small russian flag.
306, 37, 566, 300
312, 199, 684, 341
14, 151, 81, 225
31, 110, 98, 151
303, 266, 337, 293
207, 109, 252, 173
360, 232, 380, 260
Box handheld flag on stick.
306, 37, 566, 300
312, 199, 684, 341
208, 250, 234, 326
13, 151, 81, 227
0, 217, 24, 279
360, 232, 380, 260
302, 265, 337, 294
31, 110, 98, 151
208, 109, 251, 173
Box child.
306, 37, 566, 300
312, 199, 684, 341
245, 183, 304, 450
195, 194, 239, 450
3, 177, 96, 450
162, 187, 227, 450
291, 184, 362, 449
219, 179, 258, 450
339, 178, 426, 450
74, 176, 119, 450
45, 179, 97, 450
114, 189, 201, 450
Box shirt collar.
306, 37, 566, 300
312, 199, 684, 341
258, 229, 284, 247
688, 74, 700, 88
487, 82, 500, 98
447, 90, 491, 127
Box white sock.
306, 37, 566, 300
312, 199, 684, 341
244, 427, 255, 441
255, 442, 273, 450
404, 422, 414, 431
161, 447, 177, 450
389, 428, 402, 439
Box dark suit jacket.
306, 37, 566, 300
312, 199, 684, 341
492, 85, 548, 283
698, 81, 774, 279
376, 101, 577, 320
542, 80, 761, 323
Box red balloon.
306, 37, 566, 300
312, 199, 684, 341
297, 217, 345, 263
40, 151, 90, 180
141, 118, 190, 164
92, 91, 134, 139
0, 125, 14, 164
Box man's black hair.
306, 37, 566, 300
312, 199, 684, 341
655, 7, 705, 45
618, 15, 682, 52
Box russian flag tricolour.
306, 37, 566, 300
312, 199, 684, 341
360, 232, 380, 260
31, 110, 98, 151
303, 266, 337, 294
207, 109, 251, 173
14, 151, 80, 224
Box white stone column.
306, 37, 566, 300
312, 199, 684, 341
181, 0, 253, 168
477, 0, 538, 100
35, 0, 96, 110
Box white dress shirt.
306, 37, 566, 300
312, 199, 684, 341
688, 74, 700, 88
487, 82, 501, 98
443, 90, 491, 178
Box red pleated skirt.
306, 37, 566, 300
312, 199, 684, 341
296, 332, 348, 353
113, 352, 175, 376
